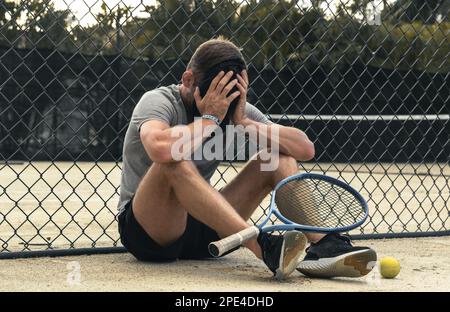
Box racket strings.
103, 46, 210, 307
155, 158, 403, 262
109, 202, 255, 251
274, 179, 365, 228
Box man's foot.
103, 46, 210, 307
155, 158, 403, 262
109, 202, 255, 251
296, 234, 377, 278
257, 231, 307, 280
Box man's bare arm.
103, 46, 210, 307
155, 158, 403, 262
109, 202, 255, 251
232, 70, 314, 161
140, 70, 241, 163
239, 118, 315, 161
139, 119, 217, 163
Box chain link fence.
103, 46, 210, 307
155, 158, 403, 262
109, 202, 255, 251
0, 0, 449, 258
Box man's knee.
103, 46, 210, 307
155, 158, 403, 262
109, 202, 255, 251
256, 151, 298, 185
277, 153, 298, 172
254, 149, 298, 172
155, 160, 199, 180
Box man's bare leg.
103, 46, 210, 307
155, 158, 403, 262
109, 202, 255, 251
218, 152, 376, 279
221, 152, 325, 243
132, 160, 262, 257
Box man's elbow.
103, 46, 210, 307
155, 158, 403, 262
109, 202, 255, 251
148, 147, 174, 163
143, 136, 174, 163
294, 131, 315, 161
301, 139, 315, 161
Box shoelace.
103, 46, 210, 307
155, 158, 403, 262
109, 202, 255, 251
337, 234, 352, 245
305, 233, 353, 252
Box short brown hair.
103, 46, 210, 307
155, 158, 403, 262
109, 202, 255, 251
187, 37, 246, 85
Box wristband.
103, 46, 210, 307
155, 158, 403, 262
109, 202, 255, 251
202, 114, 221, 126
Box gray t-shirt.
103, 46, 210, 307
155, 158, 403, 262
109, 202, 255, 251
117, 84, 270, 214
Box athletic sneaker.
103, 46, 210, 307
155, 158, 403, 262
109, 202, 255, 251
257, 231, 307, 280
296, 233, 377, 278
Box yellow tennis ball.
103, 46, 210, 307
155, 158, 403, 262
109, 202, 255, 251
380, 257, 400, 279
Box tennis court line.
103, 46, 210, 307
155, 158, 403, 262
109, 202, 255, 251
268, 114, 450, 121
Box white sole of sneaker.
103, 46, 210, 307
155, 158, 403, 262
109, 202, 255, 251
275, 231, 307, 280
296, 248, 377, 278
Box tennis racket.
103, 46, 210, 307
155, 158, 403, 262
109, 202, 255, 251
208, 172, 369, 257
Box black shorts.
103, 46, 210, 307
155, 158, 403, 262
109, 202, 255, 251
118, 199, 224, 261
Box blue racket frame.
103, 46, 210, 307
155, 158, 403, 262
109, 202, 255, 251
258, 173, 369, 233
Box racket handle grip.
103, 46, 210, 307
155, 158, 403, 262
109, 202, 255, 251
208, 226, 260, 257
